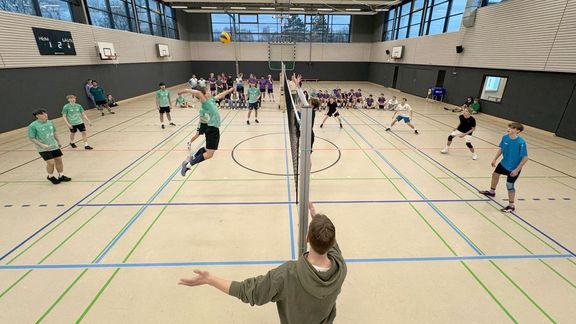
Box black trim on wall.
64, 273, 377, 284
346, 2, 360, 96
369, 62, 576, 140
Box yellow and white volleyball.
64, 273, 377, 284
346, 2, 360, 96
219, 32, 232, 44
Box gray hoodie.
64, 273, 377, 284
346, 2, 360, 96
229, 244, 347, 323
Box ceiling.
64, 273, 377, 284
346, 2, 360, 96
164, 0, 401, 15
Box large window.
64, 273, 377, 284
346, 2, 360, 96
383, 0, 467, 40
86, 0, 178, 39
210, 14, 351, 43
1, 0, 73, 22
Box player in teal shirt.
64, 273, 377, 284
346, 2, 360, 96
156, 82, 176, 129
480, 122, 529, 212
62, 95, 93, 150
28, 109, 71, 184
246, 83, 261, 125
89, 80, 115, 116
177, 86, 235, 176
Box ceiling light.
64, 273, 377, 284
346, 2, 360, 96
201, 6, 217, 9
172, 6, 188, 9
346, 8, 361, 11
289, 8, 304, 11
230, 7, 246, 10
259, 7, 274, 10
374, 8, 389, 12
317, 8, 333, 11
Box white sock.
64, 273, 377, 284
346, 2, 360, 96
48, 173, 53, 178
53, 172, 60, 178
84, 142, 89, 146
186, 162, 192, 168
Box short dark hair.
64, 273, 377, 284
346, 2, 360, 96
308, 213, 336, 255
309, 97, 320, 109
159, 82, 165, 86
92, 80, 97, 83
32, 109, 47, 116
508, 122, 524, 132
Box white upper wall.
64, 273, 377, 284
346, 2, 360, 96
371, 0, 576, 73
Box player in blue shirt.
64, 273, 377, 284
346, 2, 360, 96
479, 122, 529, 212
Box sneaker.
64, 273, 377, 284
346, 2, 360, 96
180, 160, 190, 176
414, 130, 419, 135
340, 123, 343, 128
101, 112, 105, 116
109, 111, 116, 114
472, 153, 478, 160
443, 107, 450, 111
320, 124, 323, 128
59, 175, 72, 182
255, 119, 259, 123
161, 124, 165, 129
47, 176, 60, 184
169, 122, 176, 126
501, 205, 515, 213
84, 145, 93, 150
246, 120, 250, 125
440, 148, 448, 154
70, 142, 77, 148
479, 190, 496, 197
186, 142, 191, 151
385, 127, 391, 131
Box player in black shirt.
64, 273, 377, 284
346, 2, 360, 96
319, 97, 343, 128
440, 107, 478, 160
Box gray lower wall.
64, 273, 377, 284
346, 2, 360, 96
369, 62, 576, 140
0, 61, 194, 133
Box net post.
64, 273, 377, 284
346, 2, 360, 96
297, 89, 312, 257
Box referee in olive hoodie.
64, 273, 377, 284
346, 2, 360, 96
179, 202, 347, 323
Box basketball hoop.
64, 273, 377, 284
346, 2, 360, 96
105, 54, 119, 67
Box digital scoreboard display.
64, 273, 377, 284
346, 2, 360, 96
32, 27, 76, 55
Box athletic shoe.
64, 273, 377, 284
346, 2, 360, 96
443, 107, 450, 111
59, 175, 72, 182
180, 160, 190, 176
320, 124, 323, 128
255, 119, 259, 123
385, 127, 391, 131
246, 120, 250, 125
472, 153, 478, 160
161, 124, 165, 129
440, 148, 448, 154
84, 145, 93, 150
186, 142, 191, 151
340, 123, 343, 128
501, 205, 515, 213
479, 190, 495, 197
414, 130, 419, 134
70, 142, 77, 148
110, 111, 115, 114
101, 112, 105, 116
47, 176, 60, 184
169, 122, 176, 126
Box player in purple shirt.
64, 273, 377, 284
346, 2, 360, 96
347, 89, 355, 109
378, 93, 386, 109
259, 77, 267, 102
248, 74, 258, 86
208, 73, 217, 96
365, 94, 375, 109
354, 89, 363, 108
267, 74, 274, 102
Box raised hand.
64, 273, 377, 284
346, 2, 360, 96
178, 269, 211, 287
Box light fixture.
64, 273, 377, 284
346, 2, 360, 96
172, 6, 188, 9
345, 8, 361, 11
289, 8, 305, 11
201, 6, 217, 9
374, 8, 389, 12
317, 8, 333, 11
259, 7, 275, 10
230, 7, 246, 10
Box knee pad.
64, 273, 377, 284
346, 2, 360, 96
466, 142, 473, 148
506, 182, 515, 192
448, 135, 454, 141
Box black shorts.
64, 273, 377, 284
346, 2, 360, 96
379, 104, 385, 109
267, 88, 273, 93
95, 100, 107, 106
159, 106, 170, 114
69, 123, 86, 133
494, 163, 521, 183
249, 102, 259, 110
205, 126, 220, 150
237, 85, 244, 92
260, 89, 266, 93
39, 149, 63, 161
327, 109, 339, 117
197, 123, 208, 135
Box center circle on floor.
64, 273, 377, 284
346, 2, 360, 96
231, 133, 341, 176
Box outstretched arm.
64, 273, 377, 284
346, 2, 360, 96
214, 87, 235, 101
179, 270, 231, 294
178, 89, 206, 102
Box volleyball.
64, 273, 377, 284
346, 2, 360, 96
219, 32, 232, 44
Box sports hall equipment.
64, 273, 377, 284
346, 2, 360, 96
219, 32, 232, 44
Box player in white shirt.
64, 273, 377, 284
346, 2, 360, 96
188, 75, 198, 89
385, 98, 419, 134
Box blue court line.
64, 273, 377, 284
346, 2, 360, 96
283, 114, 296, 260
0, 118, 198, 262
359, 111, 576, 257
344, 117, 484, 255
77, 198, 491, 207
1, 254, 573, 270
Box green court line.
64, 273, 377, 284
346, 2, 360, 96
548, 177, 576, 191
1, 121, 198, 300
0, 180, 135, 184
35, 111, 238, 322
0, 183, 7, 188
340, 123, 516, 321
353, 111, 569, 320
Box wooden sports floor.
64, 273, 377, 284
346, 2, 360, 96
0, 82, 575, 323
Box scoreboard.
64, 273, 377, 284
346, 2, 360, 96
32, 27, 76, 55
